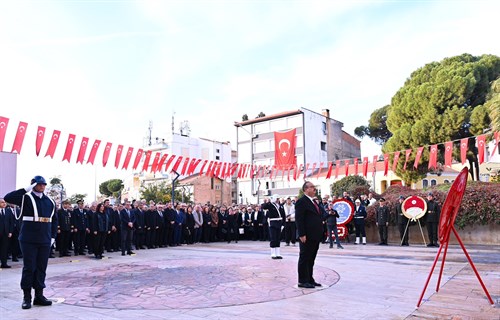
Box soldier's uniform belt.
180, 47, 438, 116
269, 218, 282, 221
354, 216, 364, 219
428, 211, 434, 213
23, 216, 52, 223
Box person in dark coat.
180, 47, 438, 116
57, 200, 72, 257
396, 196, 409, 246
295, 181, 324, 288
4, 175, 58, 309
120, 200, 135, 255
425, 192, 441, 247
376, 198, 390, 245
0, 198, 14, 268
353, 199, 367, 245
92, 203, 110, 259
324, 202, 343, 249
71, 200, 87, 255
262, 195, 285, 259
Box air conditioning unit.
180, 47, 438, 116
261, 189, 271, 196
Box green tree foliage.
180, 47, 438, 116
331, 176, 370, 197
140, 181, 188, 204
68, 193, 87, 204
366, 53, 500, 183
242, 114, 249, 121
354, 105, 392, 145
256, 112, 266, 118
49, 177, 62, 185
99, 179, 124, 200
485, 78, 500, 132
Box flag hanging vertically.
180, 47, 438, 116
0, 116, 9, 151
444, 141, 453, 167
274, 129, 296, 170
460, 138, 468, 164
76, 137, 89, 164
413, 147, 424, 169
477, 135, 486, 164
392, 151, 400, 173
62, 134, 76, 162
428, 145, 438, 169
115, 145, 124, 169
45, 130, 61, 159
87, 139, 101, 165
35, 126, 46, 156
122, 147, 134, 170
102, 142, 112, 167
11, 121, 28, 154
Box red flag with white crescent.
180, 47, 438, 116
76, 137, 89, 164
477, 135, 486, 164
274, 129, 296, 169
428, 145, 438, 169
115, 145, 124, 169
230, 163, 239, 177
344, 160, 350, 176
383, 154, 389, 176
45, 130, 61, 158
294, 164, 302, 181
392, 151, 400, 172
35, 126, 45, 156
334, 160, 340, 179
491, 131, 499, 155
413, 146, 424, 169
164, 155, 176, 172
171, 156, 183, 173
122, 147, 134, 170
403, 149, 411, 171
353, 158, 358, 175
0, 116, 9, 151
206, 160, 215, 177
11, 121, 28, 154
212, 161, 221, 178
150, 153, 161, 173
372, 155, 378, 176
362, 157, 368, 177
316, 162, 324, 180
197, 159, 208, 175
326, 161, 333, 179
444, 141, 453, 167
87, 139, 101, 165
189, 158, 202, 175
460, 138, 468, 164
225, 161, 233, 178
303, 163, 310, 179
220, 162, 227, 178
62, 134, 76, 162
156, 153, 168, 172
102, 142, 112, 167
132, 148, 143, 170
180, 157, 190, 175
142, 150, 152, 172
310, 163, 317, 179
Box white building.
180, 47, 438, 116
234, 108, 361, 204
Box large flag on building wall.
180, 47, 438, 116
274, 129, 296, 170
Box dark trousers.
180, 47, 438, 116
262, 224, 269, 241
94, 232, 107, 257
285, 221, 296, 244
202, 224, 211, 243
354, 221, 366, 237
58, 230, 70, 255
210, 226, 218, 242
269, 223, 281, 248
297, 240, 320, 284
19, 241, 50, 290
121, 228, 133, 253
399, 223, 409, 245
378, 224, 388, 244
156, 227, 165, 246
427, 221, 438, 245
135, 230, 145, 249
146, 229, 156, 248
327, 224, 341, 247
173, 224, 182, 245
73, 230, 86, 254
0, 233, 10, 265
252, 225, 262, 241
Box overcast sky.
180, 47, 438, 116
1, 0, 499, 201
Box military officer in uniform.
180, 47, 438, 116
376, 198, 390, 245
396, 196, 409, 246
4, 175, 57, 309
262, 195, 285, 259
425, 192, 440, 247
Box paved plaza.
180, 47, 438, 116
0, 240, 498, 320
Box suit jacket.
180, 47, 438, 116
0, 207, 14, 236
120, 208, 136, 230
295, 196, 324, 242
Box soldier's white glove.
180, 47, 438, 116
25, 182, 37, 192
281, 226, 284, 231
51, 238, 56, 247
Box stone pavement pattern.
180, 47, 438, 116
0, 241, 498, 320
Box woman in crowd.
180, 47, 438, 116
202, 205, 212, 243
92, 203, 110, 259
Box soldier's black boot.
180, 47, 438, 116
33, 289, 52, 306
22, 289, 32, 309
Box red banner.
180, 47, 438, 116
157, 154, 168, 172
102, 142, 112, 167
11, 121, 28, 154
491, 131, 499, 155
132, 148, 143, 170
76, 137, 89, 164
403, 149, 411, 170
383, 154, 389, 176
362, 157, 368, 177
413, 147, 424, 169
35, 126, 45, 156
460, 138, 468, 164
353, 158, 358, 176
180, 157, 190, 175
87, 139, 101, 165
344, 160, 350, 176
206, 160, 215, 177
392, 151, 400, 172
325, 161, 333, 179
477, 135, 486, 164
444, 141, 453, 167
171, 156, 183, 173
122, 147, 134, 170
198, 160, 209, 175
115, 145, 124, 169
164, 155, 176, 172
0, 116, 9, 151
335, 160, 340, 178
428, 144, 438, 169
62, 134, 76, 162
142, 150, 152, 171
372, 155, 378, 176
303, 163, 310, 179
45, 130, 61, 159
150, 152, 161, 172
188, 158, 202, 175
274, 129, 296, 170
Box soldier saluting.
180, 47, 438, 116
4, 175, 57, 309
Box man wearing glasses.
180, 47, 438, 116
295, 181, 324, 289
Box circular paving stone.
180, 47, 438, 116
46, 257, 340, 310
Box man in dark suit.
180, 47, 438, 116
295, 181, 324, 289
120, 201, 135, 255
71, 200, 87, 255
57, 200, 72, 257
0, 198, 14, 268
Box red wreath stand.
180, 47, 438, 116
416, 167, 494, 308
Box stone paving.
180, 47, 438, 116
0, 240, 498, 320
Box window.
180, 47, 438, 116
216, 156, 220, 160
322, 122, 327, 135
422, 179, 429, 188
431, 179, 437, 186
444, 179, 450, 184
320, 141, 326, 151
216, 148, 220, 153
215, 184, 221, 190
211, 178, 214, 190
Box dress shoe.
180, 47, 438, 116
312, 281, 322, 287
271, 256, 279, 259
33, 290, 52, 306
298, 283, 315, 289
12, 258, 19, 262
22, 290, 32, 309
276, 256, 283, 259
329, 245, 333, 248
122, 252, 126, 256
337, 245, 344, 249
426, 243, 434, 247
127, 251, 134, 255
1, 264, 11, 268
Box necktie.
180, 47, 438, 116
1, 209, 4, 215
313, 199, 320, 214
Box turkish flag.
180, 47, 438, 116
383, 154, 389, 176
142, 150, 152, 171
150, 152, 161, 172
115, 145, 124, 169
211, 161, 220, 178
206, 160, 215, 177
231, 163, 239, 177
11, 121, 28, 154
87, 139, 101, 165
198, 160, 209, 176
428, 144, 438, 169
372, 155, 378, 176
392, 151, 400, 172
189, 158, 202, 175
225, 161, 233, 178
477, 135, 486, 164
35, 126, 45, 156
316, 162, 324, 180
164, 155, 176, 172
335, 160, 340, 179
326, 162, 333, 179
0, 116, 9, 151
132, 148, 143, 170
303, 163, 310, 179
220, 162, 227, 178
274, 129, 296, 170
180, 157, 190, 175
76, 137, 89, 164
413, 146, 424, 169
362, 157, 368, 177
45, 130, 61, 158
171, 156, 183, 173
444, 141, 453, 167
62, 134, 76, 162
344, 160, 350, 176
403, 149, 412, 171
460, 138, 468, 164
122, 147, 134, 170
353, 158, 358, 175
491, 131, 499, 155
157, 154, 168, 172
102, 142, 112, 167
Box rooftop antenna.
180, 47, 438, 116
172, 112, 175, 135
148, 121, 153, 146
